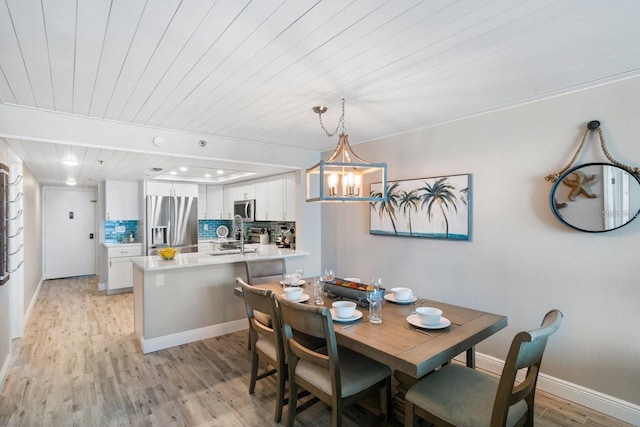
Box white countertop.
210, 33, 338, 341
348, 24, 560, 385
130, 245, 307, 271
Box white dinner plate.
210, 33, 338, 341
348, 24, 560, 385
216, 225, 229, 238
384, 293, 417, 304
406, 314, 451, 329
330, 309, 363, 323
279, 279, 306, 286
286, 294, 310, 303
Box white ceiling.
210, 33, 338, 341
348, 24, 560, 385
1, 0, 640, 186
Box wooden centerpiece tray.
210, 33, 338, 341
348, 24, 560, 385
323, 279, 379, 307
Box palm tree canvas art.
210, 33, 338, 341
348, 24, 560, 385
370, 174, 471, 240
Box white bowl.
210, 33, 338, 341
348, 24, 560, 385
332, 301, 357, 318
416, 307, 443, 325
391, 287, 412, 301
284, 287, 304, 301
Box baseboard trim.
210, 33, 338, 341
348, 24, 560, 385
140, 319, 249, 354
0, 351, 10, 392
457, 352, 640, 425
23, 278, 43, 328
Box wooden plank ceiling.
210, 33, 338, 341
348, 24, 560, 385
1, 0, 640, 186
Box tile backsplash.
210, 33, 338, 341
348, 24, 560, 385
199, 219, 295, 244
105, 220, 139, 243
105, 219, 294, 245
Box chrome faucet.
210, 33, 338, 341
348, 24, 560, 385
233, 214, 245, 255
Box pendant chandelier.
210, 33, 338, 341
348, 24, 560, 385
305, 99, 387, 202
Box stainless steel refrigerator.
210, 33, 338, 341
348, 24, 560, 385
146, 195, 198, 255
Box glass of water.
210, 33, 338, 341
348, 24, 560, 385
367, 288, 384, 324
313, 278, 324, 305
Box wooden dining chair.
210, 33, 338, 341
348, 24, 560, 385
236, 278, 287, 422
404, 309, 563, 427
245, 258, 286, 285
243, 258, 287, 330
276, 294, 392, 427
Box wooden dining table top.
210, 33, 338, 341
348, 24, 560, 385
235, 281, 507, 379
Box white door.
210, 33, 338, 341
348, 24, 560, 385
44, 187, 97, 279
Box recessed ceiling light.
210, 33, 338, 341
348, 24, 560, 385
62, 159, 78, 166
179, 167, 188, 171
217, 170, 224, 174
204, 173, 211, 178
66, 178, 77, 186
170, 171, 177, 175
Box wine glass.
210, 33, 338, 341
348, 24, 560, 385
410, 291, 422, 315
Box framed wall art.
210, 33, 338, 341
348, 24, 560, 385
370, 173, 472, 240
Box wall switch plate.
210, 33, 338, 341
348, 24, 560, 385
115, 225, 126, 233
156, 274, 164, 286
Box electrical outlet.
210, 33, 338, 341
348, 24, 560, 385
115, 225, 125, 233
156, 274, 164, 286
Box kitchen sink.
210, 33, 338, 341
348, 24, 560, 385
208, 248, 257, 256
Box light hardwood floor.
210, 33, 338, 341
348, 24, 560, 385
0, 277, 633, 427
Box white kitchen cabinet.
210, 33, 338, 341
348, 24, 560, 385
222, 174, 296, 221
254, 173, 296, 221
223, 185, 235, 219
197, 185, 207, 219
105, 181, 140, 220
283, 172, 296, 221
146, 181, 198, 197
235, 181, 256, 200
198, 185, 224, 219
107, 244, 142, 294
254, 178, 268, 220
207, 185, 224, 219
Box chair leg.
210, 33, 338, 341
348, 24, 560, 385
384, 377, 392, 422
286, 379, 298, 427
274, 367, 286, 422
404, 400, 415, 427
332, 398, 342, 427
249, 350, 258, 394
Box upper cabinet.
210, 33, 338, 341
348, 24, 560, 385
105, 181, 140, 220
198, 185, 224, 219
283, 172, 296, 221
235, 181, 256, 201
146, 181, 198, 197
255, 172, 296, 221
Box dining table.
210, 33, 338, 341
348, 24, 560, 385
234, 279, 508, 420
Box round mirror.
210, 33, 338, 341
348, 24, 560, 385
549, 163, 640, 232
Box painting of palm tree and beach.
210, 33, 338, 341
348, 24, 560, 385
370, 174, 471, 240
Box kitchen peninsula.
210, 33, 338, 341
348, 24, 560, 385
131, 246, 308, 353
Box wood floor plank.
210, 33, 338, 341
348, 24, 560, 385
0, 276, 633, 427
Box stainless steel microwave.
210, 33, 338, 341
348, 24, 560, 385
234, 199, 255, 221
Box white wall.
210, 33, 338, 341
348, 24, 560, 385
21, 165, 42, 314
322, 76, 640, 408
0, 139, 9, 384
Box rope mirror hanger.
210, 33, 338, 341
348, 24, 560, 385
546, 121, 640, 233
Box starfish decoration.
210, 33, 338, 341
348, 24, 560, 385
562, 171, 600, 201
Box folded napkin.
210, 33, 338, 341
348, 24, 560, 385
328, 278, 375, 292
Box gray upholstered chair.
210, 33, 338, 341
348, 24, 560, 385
236, 278, 287, 422
245, 258, 286, 285
276, 294, 392, 427
404, 309, 563, 427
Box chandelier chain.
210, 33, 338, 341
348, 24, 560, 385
318, 98, 347, 137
